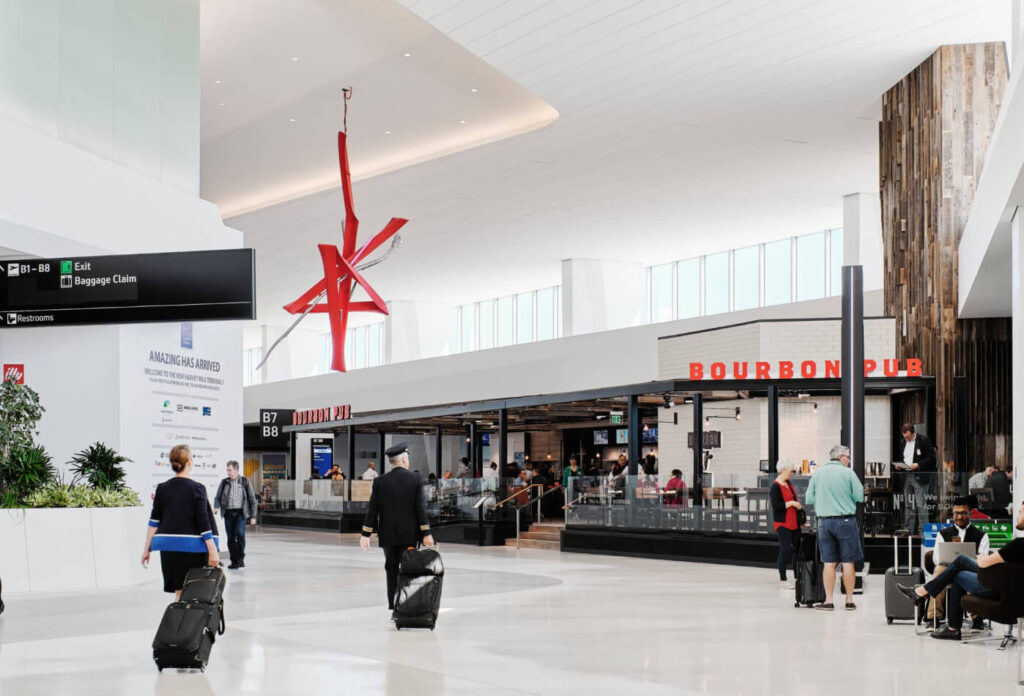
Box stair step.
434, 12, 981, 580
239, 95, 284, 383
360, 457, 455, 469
521, 531, 561, 541
505, 538, 560, 550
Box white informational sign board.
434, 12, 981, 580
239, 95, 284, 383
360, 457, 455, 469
119, 321, 242, 507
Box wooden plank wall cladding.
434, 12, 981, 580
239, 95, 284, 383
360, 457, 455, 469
879, 43, 1009, 474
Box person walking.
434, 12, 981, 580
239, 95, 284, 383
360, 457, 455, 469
142, 444, 220, 600
770, 462, 802, 589
214, 460, 257, 570
359, 443, 435, 612
805, 445, 864, 611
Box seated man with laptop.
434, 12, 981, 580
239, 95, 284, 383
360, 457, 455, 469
900, 500, 1024, 640
923, 497, 990, 626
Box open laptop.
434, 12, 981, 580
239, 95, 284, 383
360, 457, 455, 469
935, 541, 977, 564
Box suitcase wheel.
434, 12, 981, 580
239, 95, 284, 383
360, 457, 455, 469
887, 617, 893, 624
794, 602, 800, 608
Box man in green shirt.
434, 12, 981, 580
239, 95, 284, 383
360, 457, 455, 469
805, 445, 865, 611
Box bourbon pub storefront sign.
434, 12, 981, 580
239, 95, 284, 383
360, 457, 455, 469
687, 358, 922, 380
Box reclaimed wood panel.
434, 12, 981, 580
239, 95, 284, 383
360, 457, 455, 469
880, 43, 1008, 474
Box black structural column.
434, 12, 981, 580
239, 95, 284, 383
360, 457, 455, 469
378, 431, 386, 473
693, 394, 704, 508
468, 423, 477, 476
627, 394, 640, 476
347, 425, 356, 480
767, 386, 779, 474
333, 430, 347, 479
434, 426, 443, 480
841, 265, 865, 481
498, 409, 508, 477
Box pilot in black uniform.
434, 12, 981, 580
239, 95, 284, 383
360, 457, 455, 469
359, 442, 434, 609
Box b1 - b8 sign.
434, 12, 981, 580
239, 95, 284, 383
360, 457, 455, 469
259, 409, 293, 448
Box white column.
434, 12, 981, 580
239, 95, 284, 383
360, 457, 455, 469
1012, 208, 1024, 524
561, 259, 644, 336
842, 193, 884, 291
385, 300, 452, 364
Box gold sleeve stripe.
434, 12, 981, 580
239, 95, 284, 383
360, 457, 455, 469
362, 526, 374, 533
419, 525, 431, 531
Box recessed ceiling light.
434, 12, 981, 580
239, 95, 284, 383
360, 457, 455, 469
384, 130, 392, 134
459, 120, 466, 124
218, 102, 225, 107
403, 52, 411, 58
289, 118, 296, 122
214, 80, 222, 85
470, 88, 478, 93
291, 56, 299, 62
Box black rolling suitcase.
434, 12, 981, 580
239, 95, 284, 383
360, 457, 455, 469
153, 566, 226, 671
884, 534, 923, 624
393, 547, 444, 630
794, 532, 826, 608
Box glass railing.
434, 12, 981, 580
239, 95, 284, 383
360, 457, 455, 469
564, 471, 1005, 538
427, 477, 528, 525
264, 478, 359, 514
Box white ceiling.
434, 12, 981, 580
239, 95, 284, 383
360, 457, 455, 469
213, 0, 1010, 330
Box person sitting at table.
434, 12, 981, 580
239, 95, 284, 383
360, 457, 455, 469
923, 496, 989, 627
323, 464, 342, 480
664, 469, 687, 508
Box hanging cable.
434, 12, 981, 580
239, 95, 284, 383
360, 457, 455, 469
342, 87, 353, 133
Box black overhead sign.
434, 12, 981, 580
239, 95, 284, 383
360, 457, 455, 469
258, 409, 294, 449
0, 249, 255, 328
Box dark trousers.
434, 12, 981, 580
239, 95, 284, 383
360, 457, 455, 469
383, 545, 406, 609
776, 527, 798, 580
224, 509, 247, 563
923, 555, 998, 630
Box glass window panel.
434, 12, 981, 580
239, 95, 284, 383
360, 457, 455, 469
830, 228, 844, 296
353, 326, 366, 369
536, 288, 554, 341
676, 258, 700, 319
460, 304, 477, 352
479, 300, 495, 349
367, 323, 381, 367
642, 268, 650, 324
450, 310, 460, 354
516, 292, 534, 343
344, 327, 355, 368
733, 245, 759, 311
650, 263, 673, 323
796, 231, 826, 301
556, 286, 562, 336
764, 239, 791, 306
704, 252, 729, 315
497, 296, 514, 347
317, 334, 331, 374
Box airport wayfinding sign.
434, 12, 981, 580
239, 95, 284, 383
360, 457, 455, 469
0, 249, 255, 328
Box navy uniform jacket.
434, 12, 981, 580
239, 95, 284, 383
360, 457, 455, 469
361, 467, 430, 546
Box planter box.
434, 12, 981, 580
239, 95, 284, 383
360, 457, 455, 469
0, 506, 151, 593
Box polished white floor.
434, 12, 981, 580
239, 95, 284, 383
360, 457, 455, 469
0, 527, 1021, 695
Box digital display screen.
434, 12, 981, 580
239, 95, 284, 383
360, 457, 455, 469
615, 429, 628, 444
593, 430, 609, 445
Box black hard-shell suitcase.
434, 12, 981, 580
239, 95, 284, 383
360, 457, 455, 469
794, 532, 825, 607
884, 534, 923, 624
393, 547, 444, 630
152, 601, 224, 671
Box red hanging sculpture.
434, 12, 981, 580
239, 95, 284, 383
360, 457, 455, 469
282, 131, 407, 372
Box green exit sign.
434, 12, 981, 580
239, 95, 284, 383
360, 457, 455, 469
60, 260, 73, 274
609, 414, 623, 424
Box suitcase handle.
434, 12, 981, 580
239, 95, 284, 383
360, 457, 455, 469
893, 533, 913, 574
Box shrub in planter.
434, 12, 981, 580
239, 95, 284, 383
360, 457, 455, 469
23, 483, 140, 508
0, 445, 55, 502
68, 442, 131, 490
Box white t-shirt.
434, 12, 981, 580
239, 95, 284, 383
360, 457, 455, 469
482, 467, 498, 479
361, 468, 378, 480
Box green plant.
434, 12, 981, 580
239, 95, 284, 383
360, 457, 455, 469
23, 483, 140, 508
0, 445, 55, 501
0, 380, 45, 489
68, 442, 131, 490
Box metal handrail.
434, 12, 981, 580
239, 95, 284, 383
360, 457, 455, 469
507, 484, 565, 549
493, 484, 543, 508
512, 484, 563, 510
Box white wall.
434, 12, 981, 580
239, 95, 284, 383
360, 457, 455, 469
561, 258, 643, 336
245, 291, 883, 423
0, 0, 199, 193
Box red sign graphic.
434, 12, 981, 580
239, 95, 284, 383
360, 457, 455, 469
3, 364, 24, 384
283, 132, 406, 372
293, 404, 352, 426
687, 358, 922, 380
